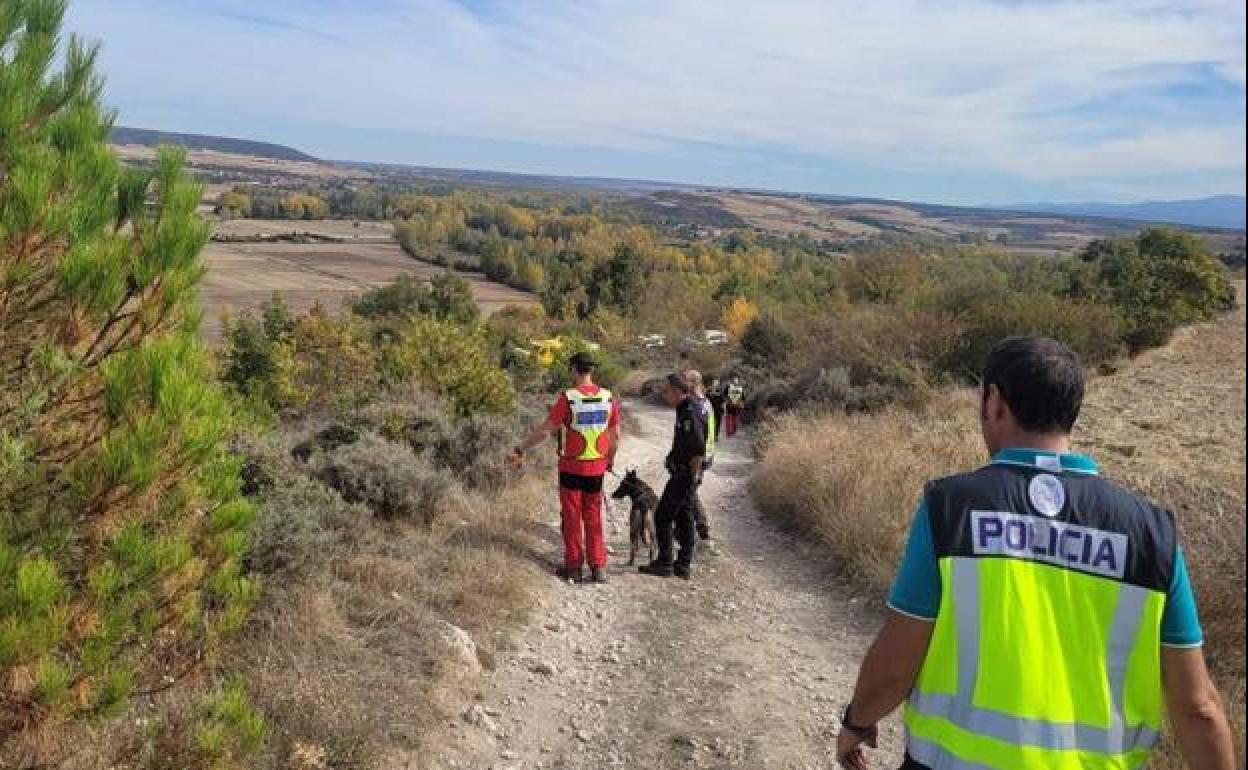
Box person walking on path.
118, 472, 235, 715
724, 376, 746, 437
639, 373, 707, 580
512, 352, 620, 584
834, 336, 1235, 770
706, 374, 726, 443
684, 368, 716, 541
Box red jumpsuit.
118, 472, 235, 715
547, 385, 619, 570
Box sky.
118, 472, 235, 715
66, 0, 1246, 205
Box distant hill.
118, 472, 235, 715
109, 126, 317, 163
1005, 195, 1245, 230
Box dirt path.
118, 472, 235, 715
429, 405, 903, 770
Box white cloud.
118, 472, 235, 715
70, 0, 1245, 195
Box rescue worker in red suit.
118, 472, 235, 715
512, 352, 620, 584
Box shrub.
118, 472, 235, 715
286, 309, 380, 411
741, 315, 796, 369
240, 434, 362, 578
382, 320, 517, 416
1, 7, 255, 758
1081, 228, 1236, 353
800, 367, 898, 414
313, 434, 458, 526
353, 274, 426, 319
544, 338, 626, 392
364, 397, 525, 492
938, 293, 1124, 380
354, 272, 480, 325
800, 305, 949, 404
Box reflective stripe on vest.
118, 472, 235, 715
903, 555, 1163, 769
563, 388, 612, 462
699, 397, 716, 459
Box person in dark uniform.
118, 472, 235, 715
639, 373, 706, 580
706, 375, 726, 442
683, 368, 715, 541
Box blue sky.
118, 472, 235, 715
67, 0, 1245, 205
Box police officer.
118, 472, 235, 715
639, 373, 706, 580
682, 369, 716, 541
835, 337, 1235, 770
706, 374, 727, 443
512, 352, 620, 585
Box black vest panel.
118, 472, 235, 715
924, 465, 1177, 593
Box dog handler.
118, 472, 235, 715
639, 373, 706, 580
512, 352, 620, 584
834, 337, 1235, 770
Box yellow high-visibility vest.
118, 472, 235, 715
905, 458, 1173, 770
562, 388, 612, 461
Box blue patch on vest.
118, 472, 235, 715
575, 409, 610, 427
971, 510, 1128, 580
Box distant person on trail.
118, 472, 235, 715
639, 373, 706, 580
706, 375, 727, 442
683, 368, 716, 541
724, 376, 746, 437
834, 337, 1235, 770
512, 352, 620, 585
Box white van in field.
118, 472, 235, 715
685, 329, 729, 347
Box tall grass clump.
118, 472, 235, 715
750, 391, 982, 590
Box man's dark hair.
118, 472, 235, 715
982, 337, 1085, 434
666, 372, 691, 394
569, 352, 596, 375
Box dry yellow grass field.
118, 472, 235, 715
752, 287, 1246, 764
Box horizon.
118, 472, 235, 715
72, 1, 1246, 207
113, 123, 1248, 216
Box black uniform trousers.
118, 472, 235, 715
654, 472, 699, 569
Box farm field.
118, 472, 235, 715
213, 218, 396, 241
199, 229, 536, 340
112, 142, 369, 181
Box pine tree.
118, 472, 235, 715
0, 0, 256, 759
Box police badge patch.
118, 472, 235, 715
1028, 473, 1066, 518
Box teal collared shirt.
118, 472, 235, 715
990, 447, 1099, 475
886, 449, 1204, 647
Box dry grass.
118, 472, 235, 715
750, 391, 983, 591
59, 428, 557, 770
1081, 286, 1246, 768
750, 286, 1246, 765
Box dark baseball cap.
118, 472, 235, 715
569, 351, 597, 372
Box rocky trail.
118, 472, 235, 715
430, 405, 904, 770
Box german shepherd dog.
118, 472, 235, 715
611, 469, 659, 566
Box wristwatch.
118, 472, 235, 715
841, 704, 876, 739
